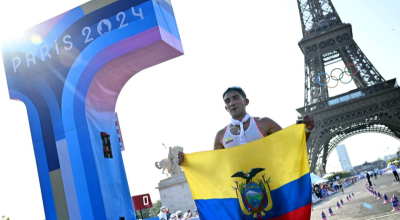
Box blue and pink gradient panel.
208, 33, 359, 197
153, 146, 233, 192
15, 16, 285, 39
1, 0, 183, 219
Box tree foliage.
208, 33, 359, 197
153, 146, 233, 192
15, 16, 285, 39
327, 171, 351, 181
387, 158, 399, 166
134, 199, 162, 219
150, 200, 162, 217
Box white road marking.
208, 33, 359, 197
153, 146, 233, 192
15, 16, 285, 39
379, 185, 386, 188
365, 212, 400, 219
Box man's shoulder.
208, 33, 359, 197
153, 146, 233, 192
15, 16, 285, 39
253, 117, 276, 124
216, 126, 227, 136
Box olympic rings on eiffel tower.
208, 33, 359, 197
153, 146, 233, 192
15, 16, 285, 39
316, 63, 359, 88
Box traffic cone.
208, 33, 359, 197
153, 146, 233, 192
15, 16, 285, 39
377, 192, 381, 200
346, 196, 350, 201
373, 191, 377, 197
321, 211, 327, 220
352, 193, 355, 197
349, 194, 352, 199
336, 201, 341, 209
383, 194, 390, 204
374, 184, 376, 187
340, 199, 344, 205
391, 198, 400, 212
328, 207, 334, 216
394, 195, 399, 206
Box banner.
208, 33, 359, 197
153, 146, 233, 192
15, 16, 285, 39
183, 125, 311, 220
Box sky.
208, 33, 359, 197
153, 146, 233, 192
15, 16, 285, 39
0, 0, 400, 219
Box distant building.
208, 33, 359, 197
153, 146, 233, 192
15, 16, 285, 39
353, 165, 363, 174
336, 145, 353, 171
361, 161, 373, 172
372, 159, 386, 170
383, 154, 398, 162
353, 161, 385, 174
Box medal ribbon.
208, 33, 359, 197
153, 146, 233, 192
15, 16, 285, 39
231, 113, 250, 145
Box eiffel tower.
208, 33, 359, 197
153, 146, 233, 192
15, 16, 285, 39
295, 0, 400, 174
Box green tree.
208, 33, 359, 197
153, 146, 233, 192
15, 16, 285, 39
134, 200, 161, 219
135, 208, 150, 219
149, 200, 162, 218
1, 216, 10, 220
387, 158, 399, 166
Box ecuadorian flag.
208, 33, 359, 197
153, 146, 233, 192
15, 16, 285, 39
182, 124, 311, 220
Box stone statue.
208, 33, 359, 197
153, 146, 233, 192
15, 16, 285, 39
168, 146, 183, 175
155, 146, 183, 177
155, 158, 169, 176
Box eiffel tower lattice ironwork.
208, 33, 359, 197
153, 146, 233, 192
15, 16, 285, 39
296, 0, 400, 174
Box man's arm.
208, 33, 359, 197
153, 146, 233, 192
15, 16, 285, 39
256, 117, 283, 136
257, 115, 314, 141
214, 128, 226, 150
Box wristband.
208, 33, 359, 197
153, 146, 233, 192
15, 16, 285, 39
305, 127, 313, 134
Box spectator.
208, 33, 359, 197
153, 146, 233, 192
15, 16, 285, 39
176, 210, 184, 220
159, 206, 168, 220
333, 180, 338, 191
184, 210, 192, 219
170, 214, 177, 220
193, 210, 199, 217
166, 208, 171, 220
313, 184, 322, 199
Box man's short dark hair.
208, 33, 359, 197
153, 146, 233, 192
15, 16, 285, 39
223, 86, 246, 99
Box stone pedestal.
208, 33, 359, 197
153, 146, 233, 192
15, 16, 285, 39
157, 172, 196, 213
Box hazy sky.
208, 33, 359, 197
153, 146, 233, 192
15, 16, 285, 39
0, 0, 399, 219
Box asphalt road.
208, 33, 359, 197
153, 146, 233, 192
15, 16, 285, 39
310, 173, 400, 220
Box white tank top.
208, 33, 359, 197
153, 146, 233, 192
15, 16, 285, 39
222, 117, 265, 148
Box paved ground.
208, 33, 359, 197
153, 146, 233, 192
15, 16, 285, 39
311, 174, 400, 220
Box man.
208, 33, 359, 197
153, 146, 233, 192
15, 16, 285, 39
170, 213, 177, 220
184, 210, 192, 219
175, 210, 184, 220
313, 184, 321, 199
178, 86, 314, 164
337, 179, 344, 194
390, 163, 400, 182
333, 180, 338, 191
158, 206, 168, 220
365, 171, 372, 187
166, 208, 171, 220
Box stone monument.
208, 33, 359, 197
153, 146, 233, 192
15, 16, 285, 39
155, 146, 197, 213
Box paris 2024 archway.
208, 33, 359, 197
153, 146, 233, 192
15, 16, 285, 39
1, 0, 183, 219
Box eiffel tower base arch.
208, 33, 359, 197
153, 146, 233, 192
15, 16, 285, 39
297, 79, 400, 174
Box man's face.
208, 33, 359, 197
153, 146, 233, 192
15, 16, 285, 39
224, 91, 249, 118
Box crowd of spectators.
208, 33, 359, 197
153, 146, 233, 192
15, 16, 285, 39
158, 206, 199, 220
312, 177, 358, 203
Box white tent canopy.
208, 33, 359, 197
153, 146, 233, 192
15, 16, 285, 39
310, 173, 328, 184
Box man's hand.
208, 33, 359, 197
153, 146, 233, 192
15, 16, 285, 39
178, 151, 184, 166
302, 114, 314, 130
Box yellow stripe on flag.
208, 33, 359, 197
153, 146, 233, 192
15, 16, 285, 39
182, 124, 309, 200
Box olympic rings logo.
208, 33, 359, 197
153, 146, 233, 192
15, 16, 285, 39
316, 63, 359, 88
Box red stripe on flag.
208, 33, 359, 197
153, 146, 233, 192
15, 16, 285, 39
270, 203, 311, 220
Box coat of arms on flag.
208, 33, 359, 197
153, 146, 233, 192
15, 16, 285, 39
231, 168, 273, 219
